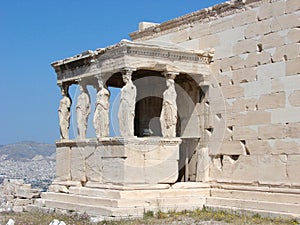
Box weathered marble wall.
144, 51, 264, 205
132, 0, 300, 187
54, 138, 181, 186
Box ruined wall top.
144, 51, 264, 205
130, 0, 273, 41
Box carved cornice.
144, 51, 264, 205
52, 41, 210, 66
56, 137, 182, 147
52, 41, 212, 83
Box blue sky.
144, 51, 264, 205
0, 0, 224, 145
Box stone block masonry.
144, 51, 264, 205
128, 0, 300, 219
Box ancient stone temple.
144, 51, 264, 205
36, 0, 300, 220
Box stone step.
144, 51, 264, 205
42, 198, 205, 218
213, 183, 300, 194
43, 199, 129, 217
211, 188, 300, 204
42, 192, 114, 207
206, 197, 300, 215
206, 204, 300, 220
69, 186, 210, 199
42, 192, 206, 208
121, 188, 210, 199
69, 187, 121, 199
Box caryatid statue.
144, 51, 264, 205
93, 77, 110, 137
160, 72, 178, 138
58, 84, 71, 140
76, 84, 91, 139
118, 69, 137, 137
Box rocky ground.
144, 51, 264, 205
0, 210, 298, 225
0, 178, 41, 215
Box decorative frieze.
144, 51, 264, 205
52, 41, 211, 83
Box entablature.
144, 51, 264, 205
52, 40, 213, 86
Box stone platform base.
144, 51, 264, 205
32, 182, 209, 220
207, 183, 300, 219
30, 182, 300, 221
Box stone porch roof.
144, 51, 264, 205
52, 40, 213, 87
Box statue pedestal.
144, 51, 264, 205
54, 137, 181, 186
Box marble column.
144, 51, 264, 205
93, 76, 110, 138
76, 83, 90, 139
160, 72, 179, 138
118, 68, 137, 137
58, 84, 71, 140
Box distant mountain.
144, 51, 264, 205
0, 141, 55, 161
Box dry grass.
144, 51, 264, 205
0, 211, 90, 225
0, 208, 299, 225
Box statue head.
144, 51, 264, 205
79, 84, 84, 92
61, 87, 66, 96
166, 78, 175, 88
60, 84, 68, 96
122, 74, 131, 84
79, 84, 89, 94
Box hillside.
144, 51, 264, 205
0, 141, 55, 160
